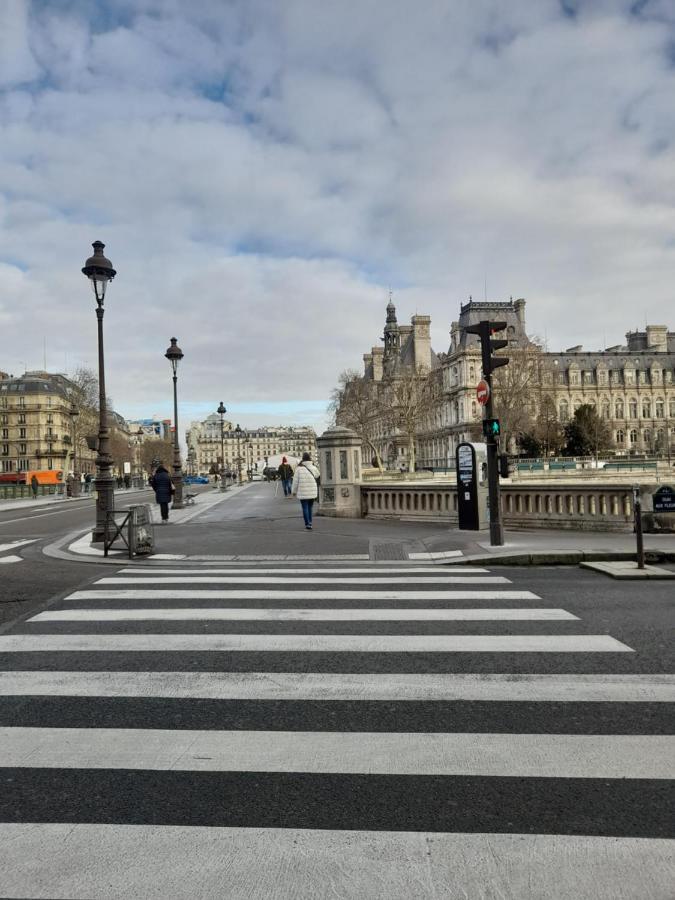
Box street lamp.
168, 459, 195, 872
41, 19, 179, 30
69, 403, 80, 497
165, 337, 185, 508
247, 441, 253, 479
235, 423, 243, 484
217, 402, 227, 491
81, 240, 116, 541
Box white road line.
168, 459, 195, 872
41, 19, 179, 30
66, 589, 540, 601
409, 550, 463, 559
0, 539, 37, 553
0, 634, 633, 653
0, 826, 672, 900
29, 608, 577, 623
1, 671, 670, 701
117, 567, 489, 575
0, 727, 667, 777
0, 555, 23, 564
96, 575, 510, 585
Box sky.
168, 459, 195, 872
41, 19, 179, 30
1, 0, 675, 436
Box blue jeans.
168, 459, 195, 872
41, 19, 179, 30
282, 477, 292, 496
300, 498, 314, 527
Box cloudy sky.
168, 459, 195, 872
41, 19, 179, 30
1, 0, 674, 435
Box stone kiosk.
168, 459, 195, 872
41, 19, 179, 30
316, 426, 363, 517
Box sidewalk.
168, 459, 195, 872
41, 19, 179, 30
43, 481, 675, 566
0, 486, 147, 513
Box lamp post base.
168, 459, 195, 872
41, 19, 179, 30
91, 473, 115, 543
172, 472, 184, 509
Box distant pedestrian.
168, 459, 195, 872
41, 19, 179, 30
278, 457, 294, 497
124, 474, 131, 489
84, 473, 92, 494
291, 452, 320, 530
149, 464, 174, 523
30, 474, 39, 499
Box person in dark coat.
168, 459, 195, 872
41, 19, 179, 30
277, 457, 294, 497
30, 474, 39, 499
149, 464, 174, 523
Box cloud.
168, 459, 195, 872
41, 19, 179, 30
1, 0, 675, 433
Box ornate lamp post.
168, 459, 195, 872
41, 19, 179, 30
217, 402, 227, 490
165, 337, 185, 509
81, 240, 116, 541
69, 403, 80, 497
235, 423, 243, 484
247, 441, 253, 479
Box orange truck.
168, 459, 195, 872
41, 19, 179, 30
0, 470, 63, 485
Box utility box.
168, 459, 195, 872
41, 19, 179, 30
456, 441, 488, 530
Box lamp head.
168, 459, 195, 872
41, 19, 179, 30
82, 241, 116, 305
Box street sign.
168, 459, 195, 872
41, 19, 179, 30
653, 485, 675, 513
476, 380, 490, 405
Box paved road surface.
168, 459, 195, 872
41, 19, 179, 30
0, 560, 672, 898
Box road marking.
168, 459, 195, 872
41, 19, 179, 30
1, 671, 669, 701
29, 607, 578, 623
96, 575, 510, 585
0, 555, 23, 565
409, 550, 463, 559
66, 589, 541, 601
0, 826, 671, 900
0, 540, 37, 553
118, 567, 489, 575
0, 727, 667, 776
0, 508, 82, 526
0, 634, 633, 653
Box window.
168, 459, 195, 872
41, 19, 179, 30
559, 400, 569, 422
611, 370, 621, 384
629, 429, 638, 444
18, 458, 29, 471
18, 414, 26, 424
616, 429, 625, 444
570, 371, 579, 385
629, 399, 638, 419
1, 429, 7, 440
652, 369, 662, 384
19, 428, 26, 439
642, 400, 651, 419
0, 415, 6, 424
471, 401, 477, 418
1, 444, 8, 456
670, 400, 675, 418
598, 370, 607, 385
602, 401, 610, 419
655, 400, 664, 419
583, 371, 593, 384
625, 370, 635, 384
19, 443, 26, 455
615, 400, 624, 419
643, 429, 651, 445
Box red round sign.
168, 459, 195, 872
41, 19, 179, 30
476, 380, 490, 405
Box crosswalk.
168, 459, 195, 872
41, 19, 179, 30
0, 562, 673, 898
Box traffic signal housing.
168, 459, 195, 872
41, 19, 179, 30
498, 454, 510, 478
483, 418, 501, 439
464, 320, 510, 377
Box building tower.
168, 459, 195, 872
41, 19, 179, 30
383, 294, 400, 376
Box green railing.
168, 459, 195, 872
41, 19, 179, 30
0, 484, 66, 501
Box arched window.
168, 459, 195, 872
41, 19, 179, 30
615, 400, 624, 419
642, 400, 651, 419
655, 400, 664, 419
602, 401, 610, 419
629, 399, 638, 419
656, 428, 665, 448
559, 400, 569, 422
643, 429, 651, 447
629, 428, 638, 444
616, 429, 625, 444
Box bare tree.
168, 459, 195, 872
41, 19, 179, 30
329, 369, 385, 469
381, 365, 438, 472
140, 438, 174, 473
490, 341, 545, 452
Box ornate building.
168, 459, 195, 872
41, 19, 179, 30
186, 414, 318, 474
337, 298, 675, 468
0, 370, 96, 476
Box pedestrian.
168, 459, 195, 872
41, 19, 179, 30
291, 451, 320, 530
277, 456, 294, 497
149, 463, 174, 524
84, 473, 92, 494
30, 474, 39, 499
124, 474, 131, 489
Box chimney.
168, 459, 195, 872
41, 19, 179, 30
372, 347, 384, 381
411, 315, 431, 371
363, 353, 373, 378
514, 298, 526, 327
646, 325, 668, 351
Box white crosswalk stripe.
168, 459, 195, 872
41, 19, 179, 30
0, 560, 671, 900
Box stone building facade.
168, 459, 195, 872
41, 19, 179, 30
337, 298, 675, 468
0, 371, 96, 476
186, 414, 318, 474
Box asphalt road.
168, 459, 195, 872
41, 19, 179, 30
0, 545, 672, 898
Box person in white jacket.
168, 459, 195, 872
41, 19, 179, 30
291, 451, 320, 530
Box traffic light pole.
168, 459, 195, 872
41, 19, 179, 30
483, 371, 504, 546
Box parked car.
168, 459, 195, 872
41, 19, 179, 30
183, 475, 209, 484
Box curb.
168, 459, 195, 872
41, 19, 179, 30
444, 550, 675, 567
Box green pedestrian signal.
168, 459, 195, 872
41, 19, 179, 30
483, 418, 500, 439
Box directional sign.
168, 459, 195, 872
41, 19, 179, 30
476, 380, 490, 405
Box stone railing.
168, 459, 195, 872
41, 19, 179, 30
362, 482, 648, 532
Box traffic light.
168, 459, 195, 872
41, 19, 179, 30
498, 454, 510, 478
483, 418, 500, 439
463, 320, 510, 377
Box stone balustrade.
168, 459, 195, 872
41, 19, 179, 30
361, 481, 650, 532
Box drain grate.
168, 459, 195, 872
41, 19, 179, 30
371, 542, 407, 560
